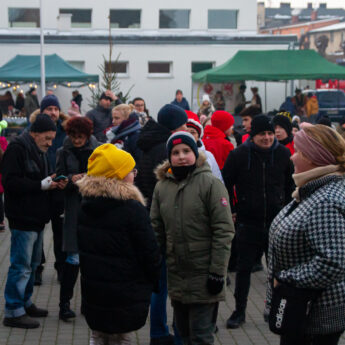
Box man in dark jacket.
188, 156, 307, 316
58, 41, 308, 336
86, 90, 122, 142
2, 115, 66, 329
34, 95, 69, 285
222, 115, 294, 329
136, 104, 187, 345
24, 88, 39, 123
170, 89, 190, 111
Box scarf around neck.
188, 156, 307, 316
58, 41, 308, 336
292, 165, 343, 202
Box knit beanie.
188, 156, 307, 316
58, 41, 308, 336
30, 114, 57, 133
166, 131, 199, 162
40, 94, 61, 112
157, 104, 188, 131
186, 110, 204, 138
211, 110, 234, 133
250, 115, 274, 137
272, 115, 292, 136
87, 144, 135, 180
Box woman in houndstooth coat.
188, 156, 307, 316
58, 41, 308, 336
267, 124, 345, 345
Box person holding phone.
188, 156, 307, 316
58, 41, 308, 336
56, 117, 100, 321
2, 115, 66, 329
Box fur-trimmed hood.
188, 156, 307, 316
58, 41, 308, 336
155, 151, 208, 181
77, 175, 146, 206
29, 108, 70, 128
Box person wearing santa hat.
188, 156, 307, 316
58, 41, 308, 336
186, 111, 223, 182
202, 111, 235, 170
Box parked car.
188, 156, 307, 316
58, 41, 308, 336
303, 89, 345, 122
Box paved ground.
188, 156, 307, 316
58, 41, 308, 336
0, 224, 343, 345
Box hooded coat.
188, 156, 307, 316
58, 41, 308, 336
77, 176, 161, 334
202, 125, 234, 170
136, 119, 171, 208
56, 135, 100, 252
150, 153, 234, 304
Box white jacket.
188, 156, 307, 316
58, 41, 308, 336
198, 141, 224, 183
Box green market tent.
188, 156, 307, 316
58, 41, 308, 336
0, 54, 98, 84
192, 50, 345, 83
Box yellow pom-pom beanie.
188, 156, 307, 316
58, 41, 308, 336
87, 144, 135, 180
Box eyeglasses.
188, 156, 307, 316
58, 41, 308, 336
131, 169, 138, 177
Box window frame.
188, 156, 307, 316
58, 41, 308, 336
8, 7, 40, 28
59, 8, 92, 28
191, 61, 215, 74
207, 9, 238, 30
147, 61, 173, 78
105, 61, 130, 78
109, 9, 141, 29
159, 9, 191, 29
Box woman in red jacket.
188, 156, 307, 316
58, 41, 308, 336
202, 111, 234, 170
272, 114, 294, 155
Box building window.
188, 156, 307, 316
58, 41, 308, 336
148, 62, 172, 77
8, 8, 40, 27
192, 62, 214, 73
110, 9, 141, 28
59, 9, 92, 28
67, 61, 85, 72
208, 10, 238, 29
159, 10, 190, 29
105, 61, 129, 75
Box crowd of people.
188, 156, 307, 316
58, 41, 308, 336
0, 87, 344, 345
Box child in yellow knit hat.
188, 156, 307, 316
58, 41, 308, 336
77, 143, 161, 345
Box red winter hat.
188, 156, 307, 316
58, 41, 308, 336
186, 110, 204, 138
211, 110, 234, 133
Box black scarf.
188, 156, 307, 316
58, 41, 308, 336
279, 134, 294, 147
171, 164, 196, 181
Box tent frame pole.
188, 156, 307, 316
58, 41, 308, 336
40, 0, 46, 98
265, 82, 267, 114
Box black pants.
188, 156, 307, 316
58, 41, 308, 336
39, 204, 66, 273
0, 193, 4, 223
280, 331, 343, 345
233, 224, 268, 311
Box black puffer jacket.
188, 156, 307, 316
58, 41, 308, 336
222, 138, 294, 230
77, 176, 161, 334
136, 119, 171, 209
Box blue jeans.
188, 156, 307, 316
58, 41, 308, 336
4, 229, 43, 317
150, 258, 182, 345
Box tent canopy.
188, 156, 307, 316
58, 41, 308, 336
0, 54, 98, 83
192, 50, 345, 83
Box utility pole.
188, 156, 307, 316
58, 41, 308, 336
40, 0, 46, 97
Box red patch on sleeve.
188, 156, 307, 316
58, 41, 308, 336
173, 138, 182, 145
221, 197, 228, 207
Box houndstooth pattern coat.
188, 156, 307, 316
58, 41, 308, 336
267, 175, 345, 334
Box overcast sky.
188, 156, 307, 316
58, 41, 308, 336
261, 0, 345, 8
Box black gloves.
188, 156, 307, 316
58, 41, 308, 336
207, 273, 225, 295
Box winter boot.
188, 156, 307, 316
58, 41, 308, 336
59, 262, 79, 321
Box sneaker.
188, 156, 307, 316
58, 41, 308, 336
59, 303, 76, 321
3, 314, 40, 329
25, 304, 48, 317
150, 335, 175, 345
226, 311, 245, 329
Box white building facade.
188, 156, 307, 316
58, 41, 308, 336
0, 0, 297, 115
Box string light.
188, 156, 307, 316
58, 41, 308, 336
7, 84, 10, 87
29, 84, 33, 87
34, 84, 38, 89
67, 82, 71, 87
53, 84, 57, 89
20, 90, 24, 93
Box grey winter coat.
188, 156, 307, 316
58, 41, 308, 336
56, 135, 100, 252
267, 175, 345, 334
